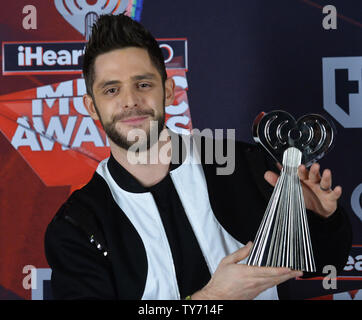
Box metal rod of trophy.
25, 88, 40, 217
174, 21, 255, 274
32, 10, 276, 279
247, 147, 316, 272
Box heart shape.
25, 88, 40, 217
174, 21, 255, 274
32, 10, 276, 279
253, 110, 336, 167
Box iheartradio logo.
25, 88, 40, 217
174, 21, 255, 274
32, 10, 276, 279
54, 0, 130, 39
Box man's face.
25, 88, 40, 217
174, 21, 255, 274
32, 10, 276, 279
84, 47, 174, 151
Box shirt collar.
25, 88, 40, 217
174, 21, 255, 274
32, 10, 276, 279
107, 129, 186, 193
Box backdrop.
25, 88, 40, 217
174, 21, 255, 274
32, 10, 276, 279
0, 0, 361, 300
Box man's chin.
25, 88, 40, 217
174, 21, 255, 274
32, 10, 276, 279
107, 117, 165, 151
107, 127, 150, 151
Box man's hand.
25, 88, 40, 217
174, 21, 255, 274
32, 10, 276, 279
191, 242, 302, 300
264, 163, 342, 218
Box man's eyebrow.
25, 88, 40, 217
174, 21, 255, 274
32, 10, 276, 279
97, 80, 121, 90
96, 73, 157, 90
131, 73, 157, 81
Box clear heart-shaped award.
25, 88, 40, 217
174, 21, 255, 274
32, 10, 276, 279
246, 110, 336, 272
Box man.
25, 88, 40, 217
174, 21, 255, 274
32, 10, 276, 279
44, 14, 352, 300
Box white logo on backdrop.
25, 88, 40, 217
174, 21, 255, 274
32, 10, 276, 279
54, 0, 129, 39
322, 57, 362, 128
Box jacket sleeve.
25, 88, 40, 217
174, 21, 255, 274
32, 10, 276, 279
305, 204, 352, 277
44, 205, 117, 300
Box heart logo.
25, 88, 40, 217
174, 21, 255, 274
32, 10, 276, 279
253, 110, 336, 167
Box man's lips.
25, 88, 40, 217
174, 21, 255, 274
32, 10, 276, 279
120, 115, 149, 125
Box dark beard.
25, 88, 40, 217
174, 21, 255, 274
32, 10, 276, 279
94, 103, 165, 151
106, 112, 165, 151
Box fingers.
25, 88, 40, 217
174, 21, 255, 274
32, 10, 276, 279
318, 167, 343, 200
241, 265, 303, 297
247, 265, 302, 278
264, 171, 279, 187
332, 185, 342, 200
299, 164, 340, 194
254, 270, 303, 293
216, 246, 304, 299
298, 164, 309, 181
308, 163, 321, 183
222, 244, 303, 279
223, 242, 253, 265
319, 168, 331, 190
225, 244, 304, 278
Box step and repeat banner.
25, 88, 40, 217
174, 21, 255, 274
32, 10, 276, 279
0, 0, 361, 300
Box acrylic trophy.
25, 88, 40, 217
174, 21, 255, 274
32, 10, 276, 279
246, 110, 336, 272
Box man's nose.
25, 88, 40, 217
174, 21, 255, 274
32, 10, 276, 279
120, 87, 140, 109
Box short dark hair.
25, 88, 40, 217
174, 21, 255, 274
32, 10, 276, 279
82, 14, 167, 96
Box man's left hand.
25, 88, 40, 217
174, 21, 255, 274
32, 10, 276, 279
264, 163, 342, 219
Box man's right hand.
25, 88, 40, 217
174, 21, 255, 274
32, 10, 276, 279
191, 242, 303, 300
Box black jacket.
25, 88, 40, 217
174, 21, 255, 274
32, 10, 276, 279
44, 137, 352, 300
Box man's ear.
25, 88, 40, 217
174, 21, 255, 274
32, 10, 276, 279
83, 94, 99, 121
164, 77, 175, 107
